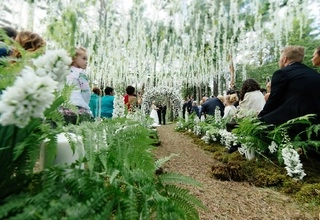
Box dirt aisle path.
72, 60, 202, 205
154, 123, 316, 220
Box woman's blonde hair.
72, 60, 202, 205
12, 31, 45, 57
15, 31, 45, 52
225, 94, 238, 105
217, 95, 225, 103
71, 47, 87, 64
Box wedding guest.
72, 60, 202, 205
237, 79, 265, 117
200, 95, 225, 117
182, 98, 188, 119
191, 101, 200, 118
66, 47, 91, 115
264, 82, 271, 101
89, 87, 101, 118
223, 94, 238, 122
124, 85, 139, 112
187, 96, 193, 114
101, 86, 115, 118
226, 89, 240, 107
259, 46, 320, 125
311, 46, 320, 67
12, 31, 45, 58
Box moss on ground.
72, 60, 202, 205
190, 132, 320, 209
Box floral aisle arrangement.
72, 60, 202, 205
176, 110, 320, 180
0, 49, 206, 219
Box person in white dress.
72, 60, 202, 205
150, 101, 160, 126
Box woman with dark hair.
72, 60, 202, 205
124, 85, 140, 112
311, 46, 320, 67
238, 78, 265, 117
101, 86, 115, 118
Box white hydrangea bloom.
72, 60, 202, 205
281, 146, 306, 180
218, 129, 238, 149
33, 49, 72, 89
0, 67, 58, 128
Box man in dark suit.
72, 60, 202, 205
156, 102, 162, 125
182, 98, 188, 119
258, 45, 320, 126
187, 96, 193, 114
161, 104, 167, 125
200, 96, 225, 117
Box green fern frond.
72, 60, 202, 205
165, 184, 207, 210
155, 153, 178, 169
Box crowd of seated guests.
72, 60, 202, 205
189, 45, 320, 158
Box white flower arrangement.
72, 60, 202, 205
193, 125, 202, 136
281, 146, 306, 180
201, 128, 219, 144
218, 129, 238, 149
201, 131, 211, 144
0, 66, 58, 128
112, 92, 125, 118
280, 133, 306, 180
0, 49, 72, 128
33, 49, 72, 90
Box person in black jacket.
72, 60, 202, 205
156, 102, 162, 125
258, 45, 320, 126
258, 45, 320, 160
200, 95, 225, 117
182, 98, 188, 119
161, 103, 167, 125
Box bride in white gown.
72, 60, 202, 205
150, 101, 160, 126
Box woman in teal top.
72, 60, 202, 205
101, 86, 114, 118
89, 87, 101, 118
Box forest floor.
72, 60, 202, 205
153, 123, 320, 220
